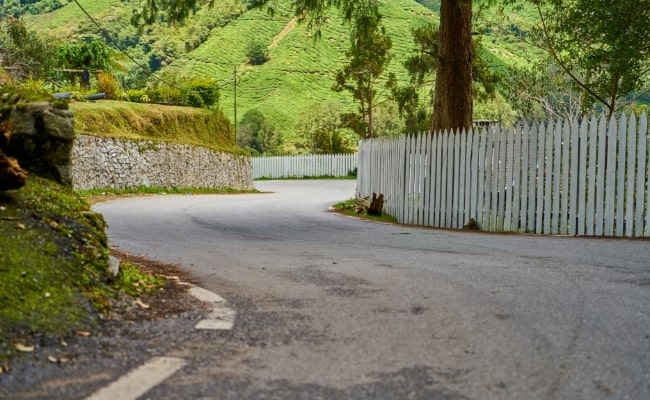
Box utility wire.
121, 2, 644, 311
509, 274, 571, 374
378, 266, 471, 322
72, 0, 159, 84
71, 0, 230, 94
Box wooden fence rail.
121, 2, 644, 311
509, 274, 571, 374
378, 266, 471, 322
357, 112, 650, 237
253, 153, 357, 179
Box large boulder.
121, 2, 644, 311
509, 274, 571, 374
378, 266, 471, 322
1, 102, 75, 185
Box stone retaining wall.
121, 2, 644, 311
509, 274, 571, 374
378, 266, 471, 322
71, 135, 254, 191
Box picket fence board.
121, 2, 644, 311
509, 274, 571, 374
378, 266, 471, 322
568, 119, 579, 236
636, 114, 647, 236
615, 116, 627, 235
355, 112, 649, 237
642, 113, 650, 235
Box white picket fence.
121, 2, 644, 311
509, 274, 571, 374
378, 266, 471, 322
357, 112, 650, 237
253, 153, 357, 179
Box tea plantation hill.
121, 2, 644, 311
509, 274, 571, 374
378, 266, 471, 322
24, 0, 540, 149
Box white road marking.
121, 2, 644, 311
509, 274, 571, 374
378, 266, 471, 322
85, 357, 187, 400
188, 286, 226, 304
188, 286, 236, 330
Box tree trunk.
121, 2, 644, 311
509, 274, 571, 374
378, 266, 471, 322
432, 0, 473, 133
368, 192, 384, 216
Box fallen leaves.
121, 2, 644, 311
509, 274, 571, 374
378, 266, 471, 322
13, 343, 34, 352
135, 298, 150, 309
47, 355, 70, 364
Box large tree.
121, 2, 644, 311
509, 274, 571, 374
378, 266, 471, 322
432, 0, 472, 132
525, 0, 650, 118
131, 0, 476, 133
333, 5, 392, 138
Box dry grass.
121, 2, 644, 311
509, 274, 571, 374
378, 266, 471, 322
70, 100, 242, 154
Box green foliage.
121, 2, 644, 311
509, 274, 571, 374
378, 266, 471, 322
116, 262, 164, 298
125, 89, 148, 102
333, 6, 393, 138
296, 101, 356, 153
0, 0, 70, 17
57, 39, 114, 71
97, 72, 119, 99
387, 23, 438, 133
0, 17, 56, 81
18, 0, 598, 142
185, 78, 220, 107
246, 40, 269, 65
525, 0, 650, 116
237, 108, 282, 155
501, 63, 584, 121
148, 86, 185, 104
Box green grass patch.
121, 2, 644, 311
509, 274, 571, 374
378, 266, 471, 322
78, 185, 259, 202
70, 101, 243, 155
0, 176, 113, 362
116, 262, 164, 298
331, 198, 398, 224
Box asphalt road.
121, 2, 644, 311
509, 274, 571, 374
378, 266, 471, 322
93, 180, 650, 400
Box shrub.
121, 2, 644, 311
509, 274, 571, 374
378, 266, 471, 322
125, 89, 146, 102
186, 91, 204, 108
246, 40, 269, 65
97, 72, 118, 99
147, 86, 183, 104
186, 78, 219, 107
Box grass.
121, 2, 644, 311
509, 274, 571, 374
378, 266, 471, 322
79, 185, 259, 203
0, 176, 174, 363
331, 198, 398, 224
117, 262, 164, 298
70, 100, 242, 154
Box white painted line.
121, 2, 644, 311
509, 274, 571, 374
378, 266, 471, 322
85, 357, 187, 400
188, 286, 236, 330
188, 286, 226, 303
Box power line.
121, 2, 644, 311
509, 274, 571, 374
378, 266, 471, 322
71, 0, 230, 94
72, 0, 156, 82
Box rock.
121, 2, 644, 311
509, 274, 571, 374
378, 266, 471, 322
0, 149, 27, 191
4, 102, 75, 184
108, 255, 120, 277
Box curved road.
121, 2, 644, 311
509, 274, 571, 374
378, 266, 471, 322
94, 180, 650, 400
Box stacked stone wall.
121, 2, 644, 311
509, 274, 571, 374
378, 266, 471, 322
71, 135, 254, 191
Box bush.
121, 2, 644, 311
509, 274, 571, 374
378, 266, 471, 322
125, 89, 146, 102
186, 78, 219, 107
186, 91, 204, 108
147, 86, 184, 104
246, 40, 269, 65
97, 72, 118, 100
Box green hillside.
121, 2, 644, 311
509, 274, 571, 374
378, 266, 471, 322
21, 0, 541, 151
164, 1, 446, 146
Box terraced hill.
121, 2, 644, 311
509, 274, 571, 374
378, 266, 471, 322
23, 0, 540, 150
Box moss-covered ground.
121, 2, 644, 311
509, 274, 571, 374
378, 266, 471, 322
0, 176, 161, 365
